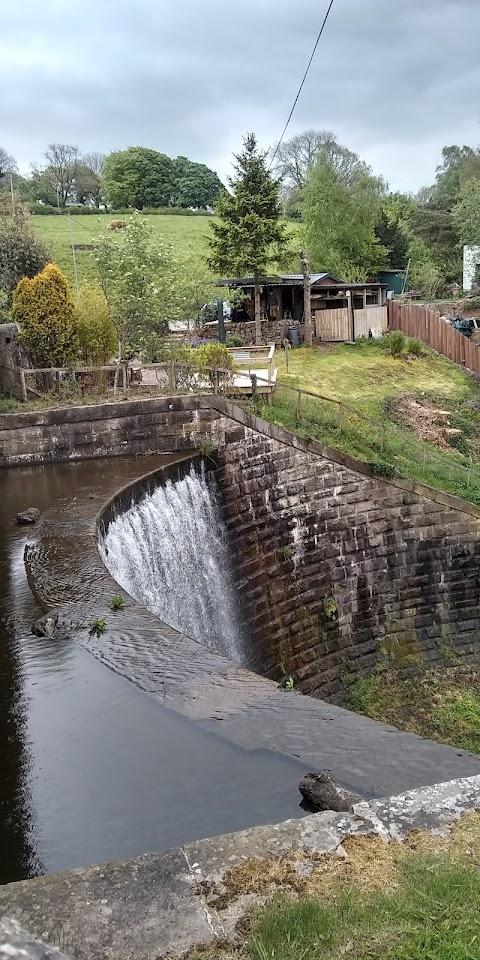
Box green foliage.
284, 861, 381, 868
0, 203, 51, 307
368, 458, 395, 478
323, 590, 337, 620
171, 156, 223, 208
345, 675, 376, 712
13, 263, 79, 366
93, 215, 175, 358
226, 335, 243, 347
102, 147, 175, 210
193, 341, 234, 371
208, 133, 289, 281
375, 206, 409, 269
302, 157, 388, 280
452, 177, 480, 245
110, 596, 125, 611
280, 545, 293, 562
407, 336, 424, 357
89, 618, 106, 637
385, 330, 406, 357
75, 281, 116, 363
196, 436, 217, 458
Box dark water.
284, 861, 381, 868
0, 459, 309, 884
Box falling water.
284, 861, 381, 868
99, 464, 245, 662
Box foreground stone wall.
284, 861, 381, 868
1, 394, 480, 701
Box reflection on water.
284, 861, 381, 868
0, 459, 309, 884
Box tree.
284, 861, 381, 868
208, 133, 289, 344
36, 143, 80, 207
101, 147, 174, 209
13, 263, 79, 366
93, 215, 175, 361
172, 156, 223, 208
375, 201, 409, 269
0, 205, 51, 308
302, 158, 388, 280
74, 153, 105, 208
452, 178, 480, 245
273, 130, 367, 190
0, 148, 17, 183
75, 282, 117, 363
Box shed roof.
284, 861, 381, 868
217, 273, 344, 288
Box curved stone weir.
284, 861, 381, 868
23, 452, 480, 806
98, 461, 245, 664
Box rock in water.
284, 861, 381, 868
299, 771, 361, 812
32, 612, 59, 639
16, 507, 40, 525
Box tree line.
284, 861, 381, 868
0, 144, 223, 211
274, 129, 480, 295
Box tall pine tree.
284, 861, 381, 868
208, 134, 288, 344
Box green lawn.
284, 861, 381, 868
254, 339, 480, 505
31, 213, 216, 286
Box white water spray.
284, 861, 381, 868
99, 465, 244, 662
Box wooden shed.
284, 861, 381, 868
218, 274, 388, 342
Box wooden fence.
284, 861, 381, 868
388, 300, 480, 378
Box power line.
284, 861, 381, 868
268, 0, 335, 171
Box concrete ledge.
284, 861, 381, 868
1, 775, 479, 960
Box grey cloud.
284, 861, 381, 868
1, 0, 479, 190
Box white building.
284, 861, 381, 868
463, 244, 480, 292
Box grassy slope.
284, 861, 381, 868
259, 340, 480, 504
31, 214, 215, 286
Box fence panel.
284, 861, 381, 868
315, 308, 350, 341
354, 306, 388, 337
388, 301, 480, 377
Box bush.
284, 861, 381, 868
226, 335, 243, 347
76, 282, 117, 364
408, 336, 424, 357
385, 330, 406, 358
192, 341, 235, 389
137, 334, 192, 363
13, 263, 79, 367
0, 205, 51, 306
368, 458, 395, 478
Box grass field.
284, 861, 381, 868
31, 213, 216, 287
256, 340, 480, 504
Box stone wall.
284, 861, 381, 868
210, 410, 480, 701
197, 318, 287, 345
1, 394, 480, 702
0, 396, 217, 466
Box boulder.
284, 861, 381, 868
299, 771, 361, 812
32, 612, 59, 639
16, 507, 40, 525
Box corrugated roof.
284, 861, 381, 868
218, 272, 344, 287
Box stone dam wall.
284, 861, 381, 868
1, 395, 480, 701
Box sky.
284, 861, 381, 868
1, 0, 480, 193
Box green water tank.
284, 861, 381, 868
377, 270, 405, 295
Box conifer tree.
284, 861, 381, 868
208, 134, 288, 344
13, 263, 79, 367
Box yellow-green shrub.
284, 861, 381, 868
13, 263, 79, 367
76, 282, 117, 364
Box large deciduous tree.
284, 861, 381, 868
274, 129, 368, 190
302, 158, 388, 280
172, 156, 223, 208
74, 153, 106, 208
13, 263, 79, 366
0, 205, 51, 309
35, 143, 80, 207
101, 147, 174, 209
452, 178, 480, 245
208, 133, 289, 344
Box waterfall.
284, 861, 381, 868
99, 464, 245, 662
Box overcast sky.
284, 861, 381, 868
2, 0, 480, 192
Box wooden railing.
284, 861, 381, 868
388, 300, 480, 378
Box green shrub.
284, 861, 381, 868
110, 595, 125, 611
385, 330, 406, 357
89, 618, 107, 637
323, 590, 337, 620
408, 336, 424, 357
226, 335, 243, 347
368, 458, 395, 478
76, 281, 117, 364
13, 263, 79, 367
